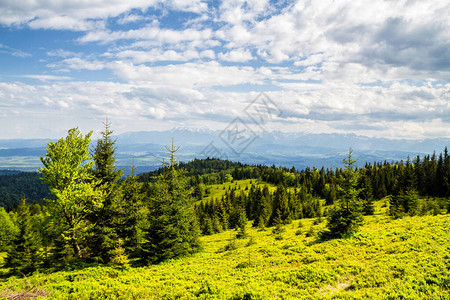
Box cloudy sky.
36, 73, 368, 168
0, 0, 448, 140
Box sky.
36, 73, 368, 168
0, 0, 448, 140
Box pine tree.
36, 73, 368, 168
88, 120, 124, 263
324, 148, 363, 238
0, 207, 17, 251
142, 141, 201, 264
269, 184, 291, 225
5, 198, 42, 275
117, 166, 146, 258
236, 207, 248, 238
359, 170, 375, 215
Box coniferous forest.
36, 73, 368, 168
0, 123, 449, 299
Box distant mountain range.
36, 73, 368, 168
0, 129, 448, 174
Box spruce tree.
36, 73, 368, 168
117, 166, 146, 258
5, 198, 42, 275
142, 141, 201, 264
270, 184, 291, 225
236, 207, 248, 238
324, 148, 363, 238
359, 170, 375, 215
89, 120, 124, 263
0, 207, 17, 251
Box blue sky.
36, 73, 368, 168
0, 0, 448, 139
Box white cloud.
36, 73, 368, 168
0, 0, 206, 30
20, 75, 72, 82
79, 26, 213, 44
218, 48, 253, 62
114, 49, 201, 63
48, 57, 105, 71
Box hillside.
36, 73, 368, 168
1, 148, 449, 299
0, 172, 50, 208
1, 202, 449, 299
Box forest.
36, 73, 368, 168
0, 124, 449, 299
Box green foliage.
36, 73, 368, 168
0, 172, 51, 208
324, 149, 364, 238
269, 184, 292, 225
88, 120, 124, 263
141, 142, 201, 264
5, 198, 42, 275
116, 170, 147, 259
108, 239, 129, 269
390, 190, 419, 218
236, 207, 248, 238
0, 207, 17, 251
39, 127, 104, 259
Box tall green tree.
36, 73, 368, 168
5, 198, 41, 275
117, 165, 148, 258
40, 128, 104, 259
141, 141, 201, 264
269, 184, 291, 225
325, 148, 363, 238
89, 120, 124, 262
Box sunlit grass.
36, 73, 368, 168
1, 199, 449, 299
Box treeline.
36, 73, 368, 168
193, 148, 450, 233
139, 158, 247, 180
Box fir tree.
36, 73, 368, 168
5, 198, 42, 275
88, 120, 124, 263
359, 170, 375, 215
236, 207, 248, 238
142, 141, 201, 264
0, 207, 17, 251
269, 184, 291, 225
324, 148, 363, 238
117, 164, 147, 258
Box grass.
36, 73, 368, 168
1, 200, 449, 299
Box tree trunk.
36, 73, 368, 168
70, 214, 82, 258
71, 230, 82, 258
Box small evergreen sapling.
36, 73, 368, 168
324, 148, 364, 238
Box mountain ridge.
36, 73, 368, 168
0, 130, 448, 173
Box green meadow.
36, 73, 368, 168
1, 199, 449, 299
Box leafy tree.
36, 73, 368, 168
88, 120, 124, 262
142, 141, 201, 264
40, 128, 104, 259
325, 148, 363, 238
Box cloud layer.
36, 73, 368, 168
0, 0, 448, 139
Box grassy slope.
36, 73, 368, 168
1, 200, 449, 299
